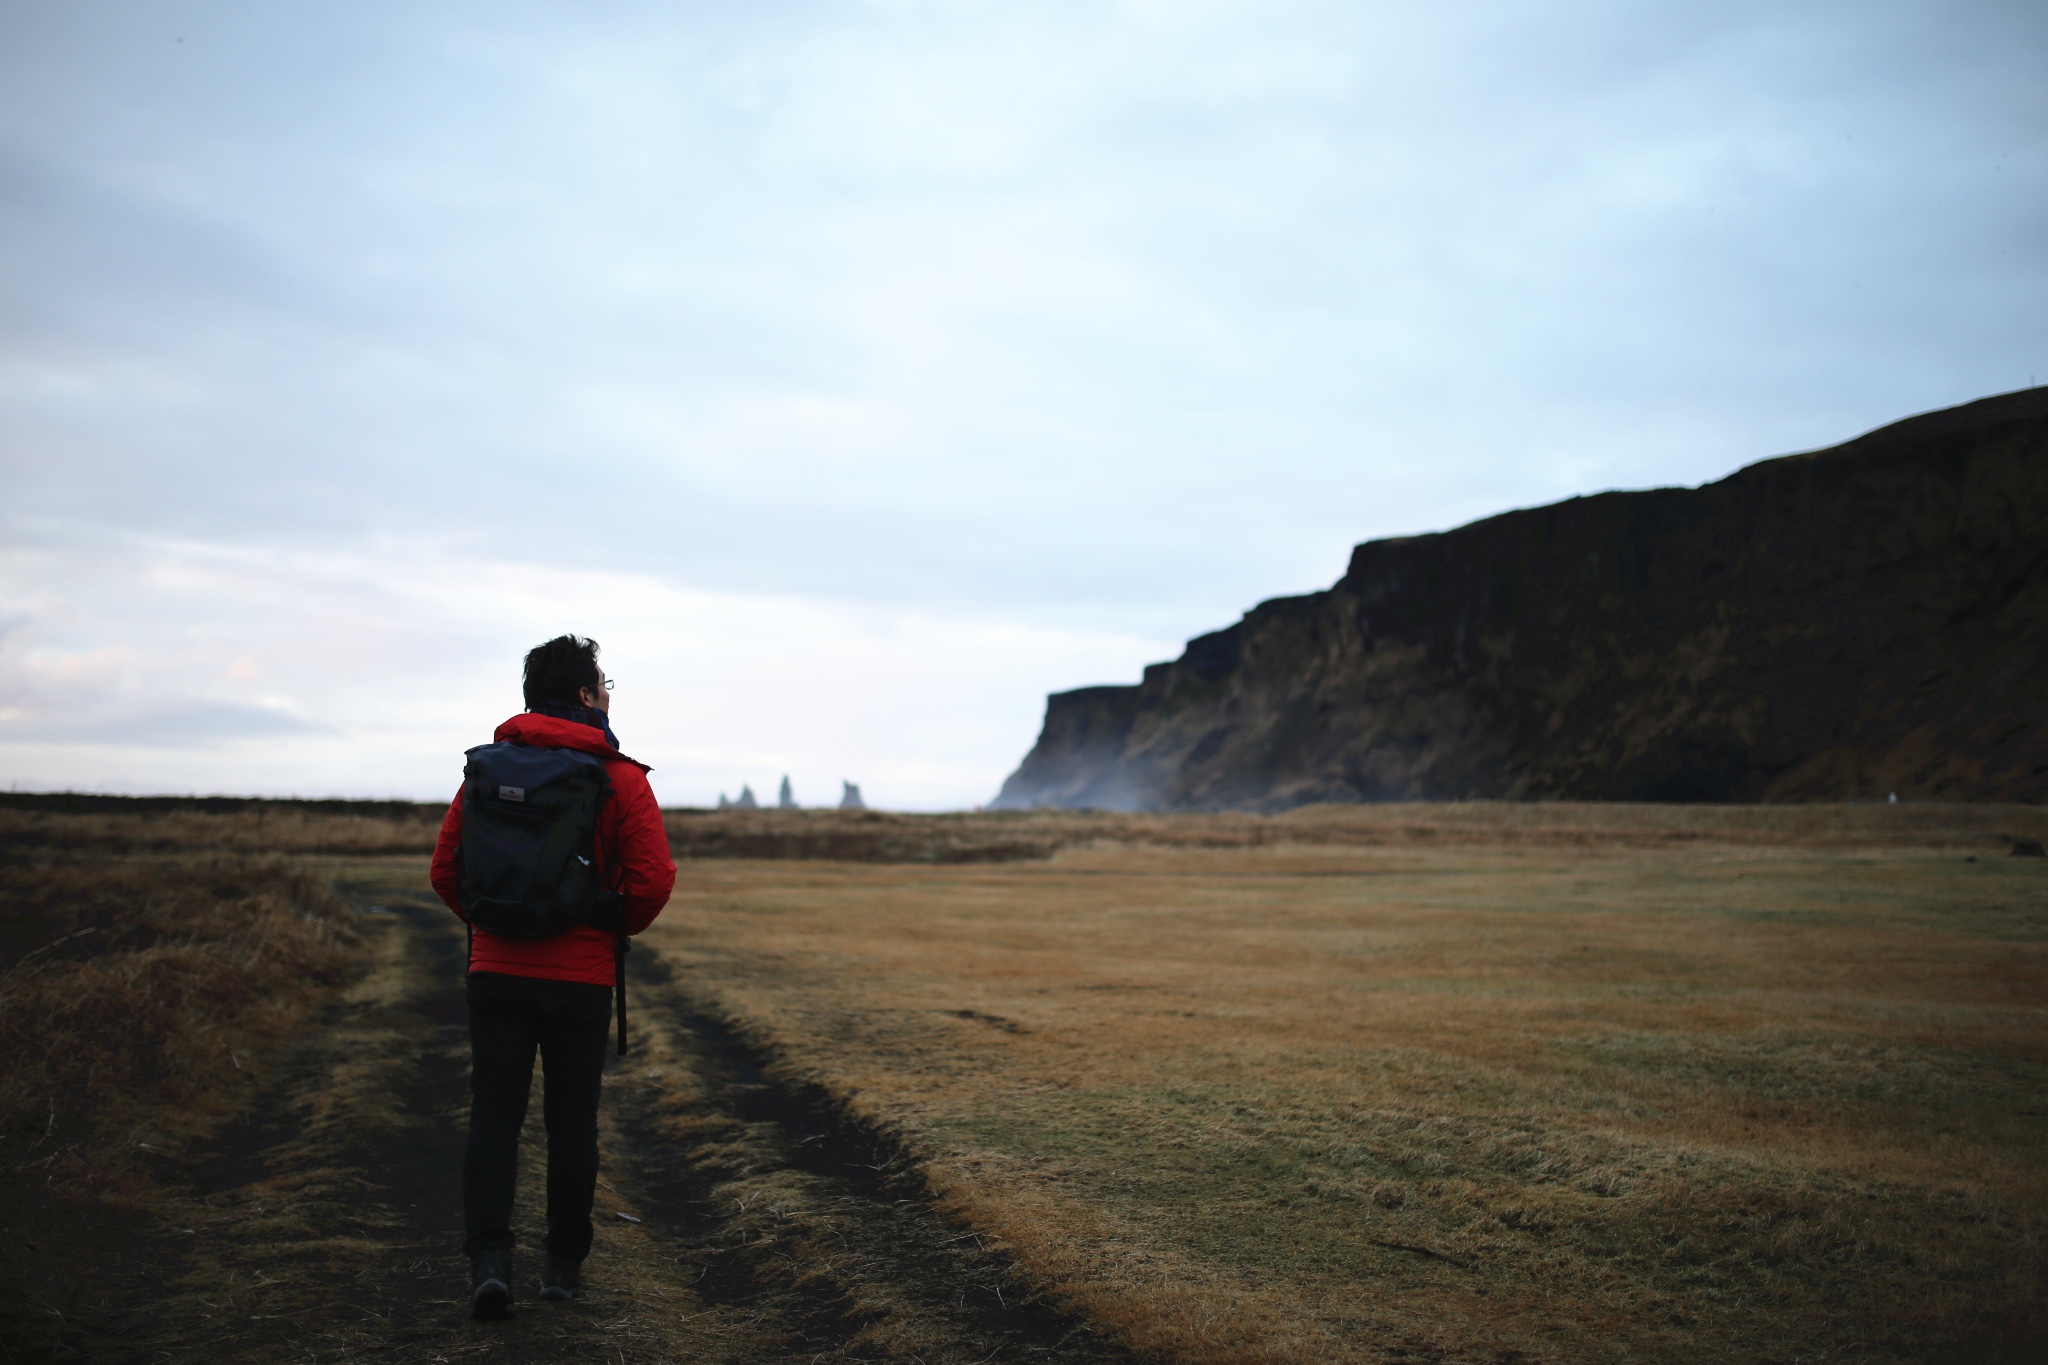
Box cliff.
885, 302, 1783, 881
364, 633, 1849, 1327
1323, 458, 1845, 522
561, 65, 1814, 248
993, 388, 2048, 810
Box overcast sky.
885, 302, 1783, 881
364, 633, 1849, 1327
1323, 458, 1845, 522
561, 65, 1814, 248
2, 0, 2044, 808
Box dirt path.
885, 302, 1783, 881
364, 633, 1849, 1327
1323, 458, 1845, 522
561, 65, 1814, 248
77, 882, 1129, 1364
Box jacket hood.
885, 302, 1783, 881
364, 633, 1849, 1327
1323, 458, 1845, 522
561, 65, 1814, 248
492, 713, 651, 772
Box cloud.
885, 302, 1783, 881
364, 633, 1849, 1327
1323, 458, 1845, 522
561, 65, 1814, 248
0, 530, 1168, 804
5, 699, 334, 749
0, 0, 2043, 801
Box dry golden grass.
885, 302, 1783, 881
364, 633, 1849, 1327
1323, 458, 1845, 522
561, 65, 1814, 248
7, 797, 2046, 1363
663, 799, 2048, 864
0, 801, 443, 856
0, 854, 364, 1182
11, 791, 2040, 865
0, 844, 365, 1361
651, 806, 2048, 1364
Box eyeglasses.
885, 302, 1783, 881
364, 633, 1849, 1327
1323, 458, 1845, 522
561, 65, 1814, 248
599, 678, 615, 692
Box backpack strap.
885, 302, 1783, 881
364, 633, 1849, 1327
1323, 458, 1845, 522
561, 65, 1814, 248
454, 798, 472, 971
614, 926, 630, 1057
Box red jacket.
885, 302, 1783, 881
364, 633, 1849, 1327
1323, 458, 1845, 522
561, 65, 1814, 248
430, 713, 675, 986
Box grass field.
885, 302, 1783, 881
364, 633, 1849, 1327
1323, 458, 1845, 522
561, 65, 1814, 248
653, 808, 2048, 1363
0, 836, 365, 1362
3, 799, 2044, 1363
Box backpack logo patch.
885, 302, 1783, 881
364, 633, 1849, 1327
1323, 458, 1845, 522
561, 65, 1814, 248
498, 785, 526, 802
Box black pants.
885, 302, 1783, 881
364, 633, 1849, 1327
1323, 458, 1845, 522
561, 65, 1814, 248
463, 971, 612, 1263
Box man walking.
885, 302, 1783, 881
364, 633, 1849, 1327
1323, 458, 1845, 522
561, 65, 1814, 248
429, 635, 675, 1318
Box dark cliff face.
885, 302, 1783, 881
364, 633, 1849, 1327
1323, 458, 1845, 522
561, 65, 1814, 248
993, 388, 2048, 810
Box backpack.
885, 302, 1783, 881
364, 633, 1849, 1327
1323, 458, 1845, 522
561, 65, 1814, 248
459, 740, 632, 1053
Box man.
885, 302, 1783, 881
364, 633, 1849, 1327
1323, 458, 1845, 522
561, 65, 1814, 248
429, 635, 675, 1318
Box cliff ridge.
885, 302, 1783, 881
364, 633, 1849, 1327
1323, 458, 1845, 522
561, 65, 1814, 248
994, 388, 2048, 809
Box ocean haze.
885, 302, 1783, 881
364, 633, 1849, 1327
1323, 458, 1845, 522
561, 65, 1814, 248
2, 0, 2045, 807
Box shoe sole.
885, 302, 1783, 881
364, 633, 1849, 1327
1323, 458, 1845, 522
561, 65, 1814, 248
539, 1284, 575, 1302
471, 1277, 513, 1320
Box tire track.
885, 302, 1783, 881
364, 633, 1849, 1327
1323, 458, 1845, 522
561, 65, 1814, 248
97, 879, 1130, 1364
607, 946, 1134, 1363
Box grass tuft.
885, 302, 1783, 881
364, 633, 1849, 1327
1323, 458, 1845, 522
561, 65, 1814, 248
0, 846, 364, 1359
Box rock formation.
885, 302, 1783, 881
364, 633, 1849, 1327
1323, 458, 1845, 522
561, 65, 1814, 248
733, 784, 759, 811
993, 388, 2048, 810
778, 775, 798, 810
839, 781, 866, 810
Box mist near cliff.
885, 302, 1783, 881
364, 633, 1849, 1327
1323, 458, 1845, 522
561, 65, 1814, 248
2, 0, 2044, 807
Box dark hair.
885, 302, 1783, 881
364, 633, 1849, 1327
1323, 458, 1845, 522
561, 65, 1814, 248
523, 635, 601, 709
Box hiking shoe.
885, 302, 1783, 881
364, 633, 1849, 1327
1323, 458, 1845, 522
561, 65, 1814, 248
539, 1254, 581, 1302
470, 1249, 513, 1320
